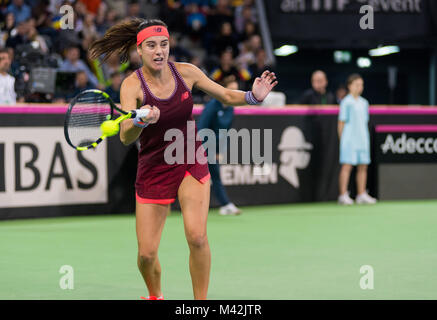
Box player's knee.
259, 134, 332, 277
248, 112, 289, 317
186, 232, 208, 249
138, 251, 158, 266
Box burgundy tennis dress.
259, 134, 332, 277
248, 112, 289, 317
134, 62, 210, 204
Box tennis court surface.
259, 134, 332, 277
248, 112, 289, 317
1, 200, 436, 300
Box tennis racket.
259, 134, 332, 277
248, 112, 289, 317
64, 89, 149, 151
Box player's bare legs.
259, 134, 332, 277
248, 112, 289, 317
136, 202, 170, 297
356, 164, 368, 195
339, 164, 353, 195
178, 174, 211, 300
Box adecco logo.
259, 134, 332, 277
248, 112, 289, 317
381, 134, 437, 154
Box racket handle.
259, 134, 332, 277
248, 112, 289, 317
132, 109, 150, 119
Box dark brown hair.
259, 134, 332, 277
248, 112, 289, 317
347, 73, 363, 86
89, 18, 167, 63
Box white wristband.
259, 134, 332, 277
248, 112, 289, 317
133, 116, 149, 128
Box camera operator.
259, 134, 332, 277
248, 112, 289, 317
60, 46, 100, 88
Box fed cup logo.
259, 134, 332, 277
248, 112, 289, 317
278, 127, 313, 188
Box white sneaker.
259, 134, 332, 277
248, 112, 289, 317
219, 203, 242, 215
356, 192, 377, 204
338, 192, 354, 205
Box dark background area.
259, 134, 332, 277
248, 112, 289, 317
273, 48, 433, 105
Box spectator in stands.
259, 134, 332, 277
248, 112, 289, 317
249, 48, 273, 79
0, 0, 266, 103
66, 70, 93, 101
31, 0, 51, 29
6, 47, 19, 77
186, 3, 207, 40
105, 71, 122, 103
169, 34, 192, 62
207, 0, 233, 34
189, 55, 209, 103
235, 40, 255, 70
81, 13, 99, 51
248, 33, 262, 54
235, 33, 262, 73
190, 55, 204, 70
0, 47, 17, 105
27, 18, 49, 53
105, 0, 127, 17
5, 19, 29, 49
210, 49, 251, 90
197, 75, 242, 216
60, 45, 99, 87
95, 3, 107, 33
128, 48, 142, 70
3, 12, 16, 36
5, 18, 48, 53
336, 84, 348, 104
6, 0, 31, 24
234, 0, 257, 35
238, 20, 258, 43
300, 70, 336, 105
127, 0, 145, 19
78, 1, 89, 23
72, 0, 88, 35
33, 3, 58, 48
213, 21, 239, 57
160, 0, 186, 32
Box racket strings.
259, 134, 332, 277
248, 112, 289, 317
67, 92, 112, 148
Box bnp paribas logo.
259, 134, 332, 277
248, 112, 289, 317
278, 127, 313, 188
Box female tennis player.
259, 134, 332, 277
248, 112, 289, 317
89, 18, 277, 300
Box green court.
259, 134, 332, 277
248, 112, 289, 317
1, 200, 436, 300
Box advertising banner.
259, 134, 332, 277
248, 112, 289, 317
265, 0, 437, 47
0, 127, 107, 208
1, 106, 436, 218
374, 124, 437, 199
0, 111, 135, 220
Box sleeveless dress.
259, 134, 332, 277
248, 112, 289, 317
134, 62, 210, 204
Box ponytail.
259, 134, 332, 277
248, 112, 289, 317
89, 18, 168, 63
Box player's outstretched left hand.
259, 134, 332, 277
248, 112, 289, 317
251, 70, 278, 102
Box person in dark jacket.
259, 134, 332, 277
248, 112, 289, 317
197, 75, 241, 215
300, 70, 336, 105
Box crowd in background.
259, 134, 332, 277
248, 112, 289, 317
0, 0, 276, 104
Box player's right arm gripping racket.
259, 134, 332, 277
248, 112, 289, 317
64, 89, 149, 151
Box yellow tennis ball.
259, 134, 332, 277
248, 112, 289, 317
100, 120, 119, 137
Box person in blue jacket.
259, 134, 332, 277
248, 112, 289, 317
197, 75, 241, 215
338, 74, 377, 205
